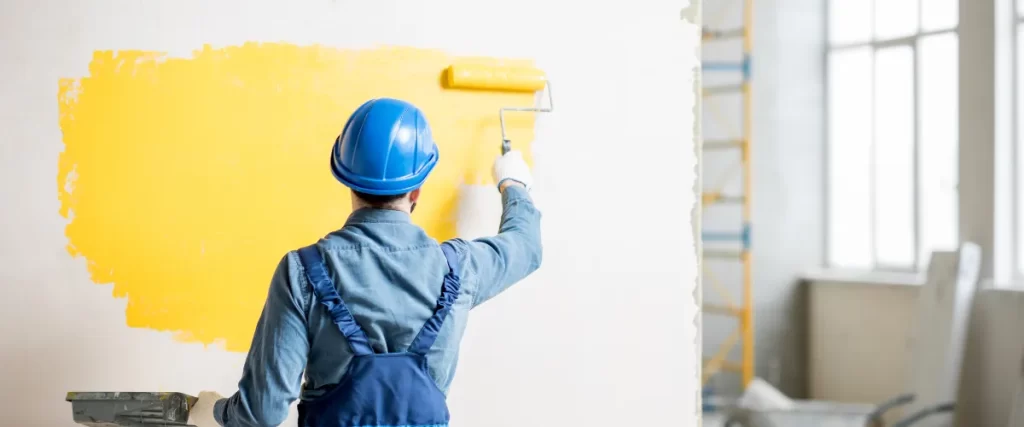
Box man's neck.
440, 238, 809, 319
351, 202, 411, 214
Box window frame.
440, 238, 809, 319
824, 0, 959, 272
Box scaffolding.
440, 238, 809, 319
701, 0, 754, 389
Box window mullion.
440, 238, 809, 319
870, 44, 879, 269
869, 0, 878, 269
913, 41, 922, 270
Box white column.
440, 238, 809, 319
960, 0, 1011, 279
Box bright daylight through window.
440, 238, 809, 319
827, 0, 958, 270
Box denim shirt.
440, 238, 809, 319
214, 186, 542, 426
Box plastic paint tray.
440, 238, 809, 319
65, 392, 197, 427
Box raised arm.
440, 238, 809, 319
462, 151, 543, 307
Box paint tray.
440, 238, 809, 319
66, 391, 198, 426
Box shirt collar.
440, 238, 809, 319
345, 207, 412, 225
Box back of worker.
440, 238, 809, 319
186, 97, 542, 427
302, 212, 462, 395
294, 231, 460, 427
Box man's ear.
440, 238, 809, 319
409, 188, 421, 204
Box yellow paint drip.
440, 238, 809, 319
57, 43, 537, 352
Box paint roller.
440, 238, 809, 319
443, 63, 554, 155
443, 63, 553, 238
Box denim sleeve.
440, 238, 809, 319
214, 252, 310, 427
460, 185, 543, 308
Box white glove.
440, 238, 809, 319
188, 391, 225, 427
492, 150, 533, 191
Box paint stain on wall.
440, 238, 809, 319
57, 43, 537, 352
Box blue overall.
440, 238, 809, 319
295, 241, 461, 427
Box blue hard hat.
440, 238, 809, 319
330, 98, 439, 195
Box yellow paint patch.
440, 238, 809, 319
57, 43, 537, 352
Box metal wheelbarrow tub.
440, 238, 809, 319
703, 399, 877, 427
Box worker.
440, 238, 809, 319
186, 97, 543, 427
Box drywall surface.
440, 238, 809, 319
955, 289, 1024, 426
0, 1, 700, 426
807, 280, 919, 403
701, 0, 825, 396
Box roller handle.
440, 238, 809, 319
502, 139, 511, 155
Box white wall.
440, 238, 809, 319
0, 1, 700, 426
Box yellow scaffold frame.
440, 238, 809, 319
701, 0, 754, 389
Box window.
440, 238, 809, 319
827, 0, 959, 270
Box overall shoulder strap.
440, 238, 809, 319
408, 242, 463, 356
297, 244, 374, 356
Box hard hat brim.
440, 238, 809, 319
331, 150, 439, 196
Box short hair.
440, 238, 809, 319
352, 190, 409, 208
